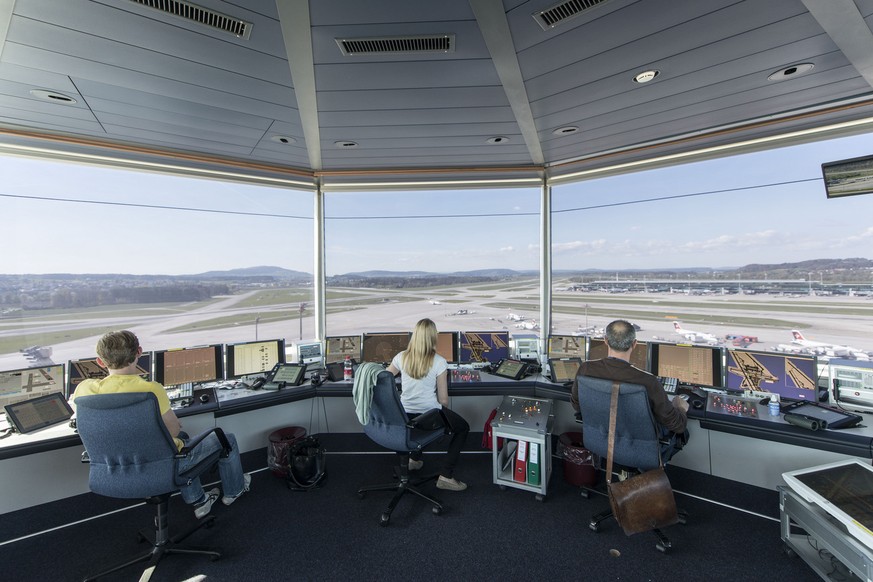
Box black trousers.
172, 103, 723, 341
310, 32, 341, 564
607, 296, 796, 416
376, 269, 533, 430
408, 407, 470, 479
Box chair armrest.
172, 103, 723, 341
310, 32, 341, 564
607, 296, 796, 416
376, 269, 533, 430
176, 427, 232, 458
406, 408, 453, 433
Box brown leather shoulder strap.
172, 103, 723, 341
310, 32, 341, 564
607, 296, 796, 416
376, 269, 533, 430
605, 381, 619, 484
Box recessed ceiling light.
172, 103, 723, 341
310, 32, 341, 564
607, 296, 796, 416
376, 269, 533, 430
767, 63, 814, 81
633, 70, 659, 84
334, 141, 358, 148
270, 135, 296, 144
29, 89, 77, 104
553, 126, 579, 136
486, 136, 510, 144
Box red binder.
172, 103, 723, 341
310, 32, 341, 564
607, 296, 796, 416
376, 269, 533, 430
514, 440, 527, 483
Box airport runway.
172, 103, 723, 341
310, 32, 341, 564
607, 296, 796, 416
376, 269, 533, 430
0, 283, 871, 370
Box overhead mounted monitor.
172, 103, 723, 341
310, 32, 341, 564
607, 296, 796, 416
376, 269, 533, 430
0, 364, 66, 411
361, 332, 410, 365
325, 335, 362, 364
67, 354, 151, 398
724, 349, 816, 402
547, 335, 586, 359
226, 339, 285, 379
822, 154, 873, 199
650, 343, 723, 388
459, 331, 510, 364
588, 338, 649, 371
153, 344, 223, 387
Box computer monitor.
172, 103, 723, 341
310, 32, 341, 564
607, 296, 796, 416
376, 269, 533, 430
296, 341, 323, 365
547, 335, 586, 359
459, 331, 510, 364
226, 339, 285, 379
361, 332, 410, 364
437, 331, 459, 364
153, 344, 223, 387
822, 153, 873, 199
0, 364, 66, 411
66, 354, 151, 398
549, 357, 582, 384
649, 342, 723, 388
588, 338, 649, 371
325, 335, 362, 364
724, 349, 817, 402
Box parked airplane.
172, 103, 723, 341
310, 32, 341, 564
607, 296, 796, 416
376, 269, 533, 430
673, 322, 719, 344
428, 299, 441, 305
514, 320, 539, 331
790, 330, 869, 360
507, 311, 525, 322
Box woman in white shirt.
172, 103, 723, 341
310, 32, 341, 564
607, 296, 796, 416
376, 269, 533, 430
388, 318, 470, 491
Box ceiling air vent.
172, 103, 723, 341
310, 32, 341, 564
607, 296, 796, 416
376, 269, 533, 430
336, 34, 455, 56
533, 0, 610, 30
128, 0, 253, 39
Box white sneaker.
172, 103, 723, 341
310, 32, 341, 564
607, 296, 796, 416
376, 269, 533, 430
222, 473, 251, 506
194, 488, 220, 519
408, 458, 424, 471
436, 476, 467, 491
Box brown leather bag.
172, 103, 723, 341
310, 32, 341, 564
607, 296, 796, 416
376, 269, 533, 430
605, 382, 678, 536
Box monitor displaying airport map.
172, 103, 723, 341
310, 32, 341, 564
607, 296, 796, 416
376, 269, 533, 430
361, 333, 410, 364
724, 349, 816, 402
459, 331, 510, 364
547, 335, 586, 359
0, 364, 66, 411
325, 335, 361, 364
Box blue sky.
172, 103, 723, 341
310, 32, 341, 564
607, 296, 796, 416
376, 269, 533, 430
1, 132, 872, 275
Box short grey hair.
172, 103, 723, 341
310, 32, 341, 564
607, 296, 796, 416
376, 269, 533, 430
605, 320, 635, 352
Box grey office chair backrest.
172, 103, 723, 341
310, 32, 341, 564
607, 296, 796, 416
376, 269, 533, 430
577, 376, 661, 471
363, 370, 443, 453
76, 392, 180, 499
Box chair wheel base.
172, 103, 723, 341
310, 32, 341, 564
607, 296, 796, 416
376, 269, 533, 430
589, 521, 599, 532
379, 513, 390, 526
432, 506, 442, 516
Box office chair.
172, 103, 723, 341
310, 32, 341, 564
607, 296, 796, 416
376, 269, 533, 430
356, 370, 448, 526
577, 376, 686, 552
76, 392, 232, 581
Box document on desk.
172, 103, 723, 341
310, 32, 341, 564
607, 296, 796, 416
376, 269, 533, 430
514, 440, 527, 483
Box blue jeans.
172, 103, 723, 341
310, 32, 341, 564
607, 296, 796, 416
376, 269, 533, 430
176, 432, 246, 505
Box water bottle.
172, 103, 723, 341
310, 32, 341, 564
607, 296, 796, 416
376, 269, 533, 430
343, 356, 352, 382
769, 394, 780, 416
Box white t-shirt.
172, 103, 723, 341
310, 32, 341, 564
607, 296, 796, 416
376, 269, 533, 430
391, 351, 448, 414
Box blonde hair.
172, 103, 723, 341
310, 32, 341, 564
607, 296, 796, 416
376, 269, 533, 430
401, 318, 437, 379
96, 330, 140, 370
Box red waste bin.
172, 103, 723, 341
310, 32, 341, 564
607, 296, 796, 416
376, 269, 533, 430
558, 431, 598, 487
268, 426, 307, 477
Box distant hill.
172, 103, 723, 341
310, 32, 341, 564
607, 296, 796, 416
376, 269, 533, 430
194, 266, 311, 280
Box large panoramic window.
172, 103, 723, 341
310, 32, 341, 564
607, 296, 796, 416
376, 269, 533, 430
0, 156, 314, 372
551, 133, 873, 373
323, 187, 540, 362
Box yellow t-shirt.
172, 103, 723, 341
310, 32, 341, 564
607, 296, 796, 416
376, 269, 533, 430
72, 375, 183, 450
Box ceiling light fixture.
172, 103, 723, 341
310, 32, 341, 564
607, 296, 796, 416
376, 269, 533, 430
767, 63, 814, 81
29, 90, 77, 104
271, 135, 297, 145
334, 141, 358, 148
487, 136, 510, 144
633, 70, 659, 84
553, 126, 579, 136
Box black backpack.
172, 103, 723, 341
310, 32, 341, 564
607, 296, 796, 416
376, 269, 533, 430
286, 436, 327, 491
